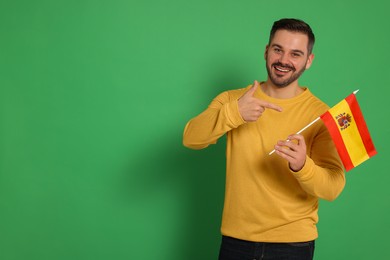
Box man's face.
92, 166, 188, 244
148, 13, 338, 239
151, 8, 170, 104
265, 29, 314, 88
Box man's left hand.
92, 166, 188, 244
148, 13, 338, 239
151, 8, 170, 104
274, 134, 307, 172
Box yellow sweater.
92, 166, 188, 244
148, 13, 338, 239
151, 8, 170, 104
183, 84, 345, 242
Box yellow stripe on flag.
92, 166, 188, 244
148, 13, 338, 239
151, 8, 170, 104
328, 99, 369, 167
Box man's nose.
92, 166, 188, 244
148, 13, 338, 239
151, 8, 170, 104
279, 53, 289, 64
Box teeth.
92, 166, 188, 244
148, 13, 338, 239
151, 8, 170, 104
275, 66, 290, 72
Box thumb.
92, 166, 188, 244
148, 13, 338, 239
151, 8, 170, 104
246, 80, 259, 96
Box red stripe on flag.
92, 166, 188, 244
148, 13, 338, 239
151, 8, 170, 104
320, 111, 354, 171
345, 94, 377, 157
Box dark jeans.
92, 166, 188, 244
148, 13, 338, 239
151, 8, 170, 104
219, 236, 315, 260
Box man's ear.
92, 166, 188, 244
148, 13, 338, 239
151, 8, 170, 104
264, 45, 269, 60
305, 53, 315, 69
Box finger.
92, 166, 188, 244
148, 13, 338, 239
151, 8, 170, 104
255, 104, 265, 113
277, 140, 299, 152
258, 100, 283, 112
287, 134, 306, 145
245, 80, 259, 97
275, 145, 296, 159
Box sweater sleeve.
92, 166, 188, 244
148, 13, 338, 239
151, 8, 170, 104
291, 122, 346, 201
183, 91, 246, 150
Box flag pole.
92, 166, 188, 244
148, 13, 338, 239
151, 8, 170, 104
268, 89, 360, 155
268, 117, 320, 155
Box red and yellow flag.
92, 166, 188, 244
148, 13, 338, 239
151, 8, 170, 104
320, 92, 377, 171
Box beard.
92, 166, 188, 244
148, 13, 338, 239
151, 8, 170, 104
266, 60, 307, 88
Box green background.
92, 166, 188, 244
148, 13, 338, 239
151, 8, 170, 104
1, 0, 388, 259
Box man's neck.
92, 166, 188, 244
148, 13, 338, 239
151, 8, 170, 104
261, 80, 304, 99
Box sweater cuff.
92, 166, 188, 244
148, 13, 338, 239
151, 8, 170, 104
290, 156, 315, 182
225, 99, 246, 127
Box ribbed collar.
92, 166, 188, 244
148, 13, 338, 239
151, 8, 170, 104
257, 82, 312, 105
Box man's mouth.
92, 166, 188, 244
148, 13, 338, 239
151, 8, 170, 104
273, 63, 295, 73
275, 66, 291, 72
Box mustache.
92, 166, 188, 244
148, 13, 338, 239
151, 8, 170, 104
272, 62, 295, 71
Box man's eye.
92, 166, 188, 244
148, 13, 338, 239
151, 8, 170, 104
274, 48, 282, 53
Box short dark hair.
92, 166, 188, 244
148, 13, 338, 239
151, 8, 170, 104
269, 18, 315, 54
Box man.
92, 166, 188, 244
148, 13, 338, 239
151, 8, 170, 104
183, 18, 345, 260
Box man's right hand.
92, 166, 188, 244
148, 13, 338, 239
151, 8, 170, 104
238, 81, 283, 122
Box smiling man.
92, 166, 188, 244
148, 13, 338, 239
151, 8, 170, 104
183, 18, 345, 260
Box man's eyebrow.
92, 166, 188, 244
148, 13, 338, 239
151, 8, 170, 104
271, 43, 283, 49
271, 43, 305, 55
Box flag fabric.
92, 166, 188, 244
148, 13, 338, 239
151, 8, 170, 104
320, 92, 377, 171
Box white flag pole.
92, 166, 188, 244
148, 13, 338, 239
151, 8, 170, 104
268, 117, 320, 155
268, 89, 360, 155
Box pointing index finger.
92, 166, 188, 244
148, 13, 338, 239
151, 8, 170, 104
259, 101, 283, 112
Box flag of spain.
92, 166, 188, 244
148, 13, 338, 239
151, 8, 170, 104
320, 92, 377, 171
